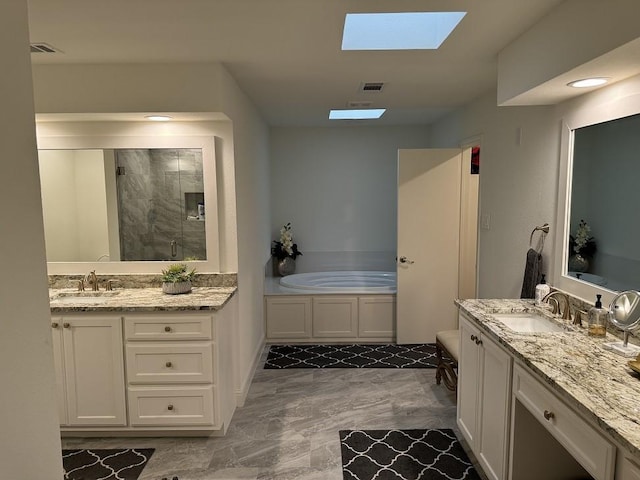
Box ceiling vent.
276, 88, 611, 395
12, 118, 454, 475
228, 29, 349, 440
359, 82, 385, 93
347, 100, 374, 108
30, 43, 62, 54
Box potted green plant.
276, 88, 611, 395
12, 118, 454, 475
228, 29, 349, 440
161, 263, 196, 294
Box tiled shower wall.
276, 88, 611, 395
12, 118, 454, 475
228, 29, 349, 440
115, 148, 206, 261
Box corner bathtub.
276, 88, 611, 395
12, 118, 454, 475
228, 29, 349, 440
279, 271, 396, 293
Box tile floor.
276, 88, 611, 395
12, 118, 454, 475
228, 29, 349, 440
62, 346, 486, 480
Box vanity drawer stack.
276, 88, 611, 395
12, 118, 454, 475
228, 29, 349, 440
124, 314, 217, 427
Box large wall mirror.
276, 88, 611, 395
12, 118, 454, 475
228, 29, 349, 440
39, 148, 206, 262
554, 85, 640, 303
36, 118, 221, 275
568, 113, 640, 292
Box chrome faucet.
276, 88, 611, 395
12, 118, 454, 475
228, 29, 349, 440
542, 291, 575, 323
86, 270, 99, 291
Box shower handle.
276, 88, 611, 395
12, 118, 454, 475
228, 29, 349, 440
399, 256, 415, 265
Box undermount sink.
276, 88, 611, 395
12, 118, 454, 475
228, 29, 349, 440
52, 291, 121, 298
51, 296, 111, 304
492, 312, 565, 333
50, 290, 121, 304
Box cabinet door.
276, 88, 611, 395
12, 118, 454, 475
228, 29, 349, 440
51, 318, 67, 425
358, 296, 396, 338
618, 457, 640, 480
62, 316, 126, 426
313, 296, 358, 338
265, 296, 312, 339
457, 314, 481, 446
477, 334, 512, 480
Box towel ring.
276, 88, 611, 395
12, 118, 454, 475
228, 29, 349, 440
530, 223, 550, 253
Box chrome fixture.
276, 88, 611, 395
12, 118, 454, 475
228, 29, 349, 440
399, 256, 415, 265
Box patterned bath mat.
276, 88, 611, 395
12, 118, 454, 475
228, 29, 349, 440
264, 344, 437, 369
340, 429, 481, 480
62, 448, 154, 480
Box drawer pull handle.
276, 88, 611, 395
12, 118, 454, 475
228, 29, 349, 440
475, 338, 483, 346
470, 334, 477, 342
167, 404, 174, 411
543, 410, 555, 421
166, 361, 173, 368
63, 322, 71, 329
51, 322, 59, 329
164, 326, 172, 332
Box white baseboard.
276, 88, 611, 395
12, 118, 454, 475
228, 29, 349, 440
235, 335, 265, 407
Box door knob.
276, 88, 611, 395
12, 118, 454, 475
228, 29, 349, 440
399, 256, 415, 264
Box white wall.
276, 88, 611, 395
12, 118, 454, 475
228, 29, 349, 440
0, 1, 63, 478
431, 93, 559, 298
39, 149, 110, 261
217, 66, 271, 402
270, 125, 432, 271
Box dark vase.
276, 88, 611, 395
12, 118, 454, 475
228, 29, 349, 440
568, 254, 589, 273
277, 257, 296, 276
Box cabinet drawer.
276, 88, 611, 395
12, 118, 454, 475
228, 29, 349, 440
126, 343, 213, 384
125, 315, 212, 341
128, 386, 214, 426
513, 364, 615, 480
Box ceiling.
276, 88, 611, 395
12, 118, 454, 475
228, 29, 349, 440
26, 0, 566, 127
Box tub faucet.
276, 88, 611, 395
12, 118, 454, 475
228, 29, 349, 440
86, 270, 99, 291
542, 291, 574, 322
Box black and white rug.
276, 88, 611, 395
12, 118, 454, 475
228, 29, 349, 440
62, 448, 154, 480
264, 344, 437, 369
340, 429, 481, 480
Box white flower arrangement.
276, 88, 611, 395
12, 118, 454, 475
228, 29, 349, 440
271, 222, 302, 260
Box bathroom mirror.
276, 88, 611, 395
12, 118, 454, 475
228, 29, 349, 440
609, 290, 640, 331
39, 148, 206, 262
36, 118, 221, 275
566, 112, 640, 293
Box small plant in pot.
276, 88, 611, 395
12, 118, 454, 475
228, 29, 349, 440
161, 263, 196, 295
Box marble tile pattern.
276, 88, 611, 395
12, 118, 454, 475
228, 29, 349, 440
456, 298, 640, 459
115, 148, 206, 261
62, 346, 487, 480
49, 286, 236, 313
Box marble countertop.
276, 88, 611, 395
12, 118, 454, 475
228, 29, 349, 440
457, 298, 640, 458
49, 286, 237, 313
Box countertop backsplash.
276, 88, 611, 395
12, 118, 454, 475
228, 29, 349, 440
48, 273, 237, 290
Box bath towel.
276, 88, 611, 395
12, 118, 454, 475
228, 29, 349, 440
520, 248, 542, 299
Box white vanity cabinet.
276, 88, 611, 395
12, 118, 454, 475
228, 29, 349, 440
457, 312, 513, 480
124, 303, 236, 432
51, 315, 126, 427
52, 295, 237, 435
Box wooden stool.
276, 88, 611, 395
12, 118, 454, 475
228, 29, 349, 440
435, 329, 459, 393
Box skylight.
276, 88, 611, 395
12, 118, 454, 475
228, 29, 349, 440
342, 12, 466, 51
329, 109, 386, 120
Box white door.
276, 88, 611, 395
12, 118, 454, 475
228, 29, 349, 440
62, 316, 126, 426
397, 148, 462, 344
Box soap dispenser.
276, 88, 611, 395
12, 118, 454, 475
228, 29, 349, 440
535, 274, 551, 306
588, 294, 608, 337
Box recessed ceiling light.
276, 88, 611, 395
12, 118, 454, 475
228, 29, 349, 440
144, 115, 173, 121
342, 12, 466, 50
329, 109, 386, 120
567, 78, 609, 88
